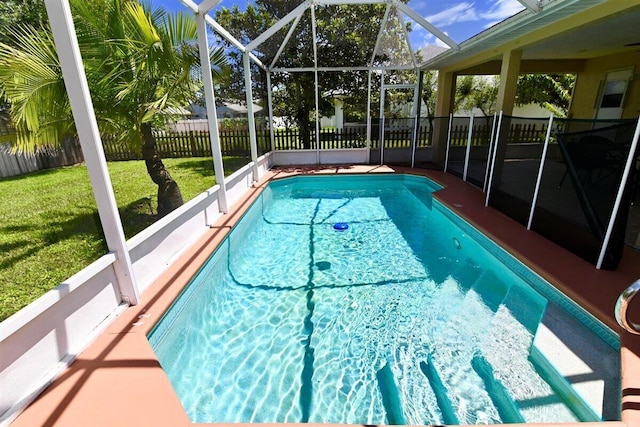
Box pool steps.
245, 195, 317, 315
360, 248, 598, 424
529, 346, 601, 421
358, 182, 600, 423
471, 354, 526, 423
419, 355, 460, 425
404, 268, 595, 424
376, 360, 407, 425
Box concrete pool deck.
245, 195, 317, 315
9, 165, 640, 427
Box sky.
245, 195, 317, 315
151, 0, 527, 51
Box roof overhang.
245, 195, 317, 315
422, 0, 640, 73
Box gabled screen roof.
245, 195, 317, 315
168, 0, 564, 70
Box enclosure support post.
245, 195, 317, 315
597, 117, 640, 269
411, 70, 422, 168
485, 111, 503, 207
311, 5, 320, 164
496, 49, 522, 115
267, 72, 275, 153
379, 70, 386, 165
243, 53, 260, 182
444, 113, 453, 173
195, 12, 227, 213
433, 71, 455, 167
463, 113, 474, 181
483, 113, 498, 193
45, 0, 140, 304
527, 115, 554, 230
366, 70, 372, 162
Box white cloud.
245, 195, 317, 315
418, 31, 450, 49
423, 0, 524, 29
411, 24, 428, 36
411, 0, 428, 10
420, 33, 435, 45
425, 2, 478, 27
434, 32, 451, 48
479, 0, 525, 20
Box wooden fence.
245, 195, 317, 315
102, 130, 271, 160
447, 122, 548, 147
0, 137, 83, 179
0, 120, 550, 178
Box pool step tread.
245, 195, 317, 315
376, 360, 407, 425
481, 305, 583, 423
531, 304, 620, 422
419, 355, 460, 426
528, 346, 601, 422
500, 283, 548, 335
471, 354, 526, 424
469, 270, 511, 312
449, 261, 482, 293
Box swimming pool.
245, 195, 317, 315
148, 174, 619, 425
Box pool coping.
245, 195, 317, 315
9, 165, 640, 427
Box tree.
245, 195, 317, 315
454, 73, 575, 117
0, 0, 48, 45
516, 74, 575, 117
215, 1, 409, 148
0, 0, 48, 115
0, 0, 225, 217
455, 75, 498, 116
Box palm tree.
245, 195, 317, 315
0, 0, 226, 217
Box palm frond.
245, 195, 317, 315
0, 26, 71, 151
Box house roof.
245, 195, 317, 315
218, 101, 264, 114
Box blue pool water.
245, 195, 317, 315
148, 174, 618, 424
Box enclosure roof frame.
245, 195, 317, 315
179, 0, 461, 74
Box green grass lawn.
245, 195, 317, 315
0, 156, 249, 321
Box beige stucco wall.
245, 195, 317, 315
571, 51, 640, 119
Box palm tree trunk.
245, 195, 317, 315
141, 123, 183, 217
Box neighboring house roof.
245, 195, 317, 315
418, 45, 448, 63
190, 101, 264, 117
217, 101, 263, 114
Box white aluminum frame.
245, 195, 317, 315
483, 112, 498, 193
463, 113, 474, 181
527, 114, 554, 230
444, 112, 453, 172
38, 0, 468, 314
596, 117, 640, 269
196, 10, 228, 212
184, 0, 460, 159
485, 111, 504, 207
45, 0, 139, 305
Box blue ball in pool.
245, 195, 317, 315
333, 222, 349, 231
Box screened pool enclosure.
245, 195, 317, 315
2, 0, 640, 424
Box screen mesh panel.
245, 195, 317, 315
487, 116, 550, 225
466, 115, 495, 188
446, 116, 473, 178
531, 120, 638, 269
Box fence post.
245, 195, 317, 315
463, 113, 474, 181
444, 113, 453, 172
267, 71, 276, 153
527, 114, 554, 230
597, 117, 640, 269
189, 131, 197, 157
483, 113, 498, 193
485, 111, 503, 207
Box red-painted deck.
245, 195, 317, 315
10, 166, 640, 427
